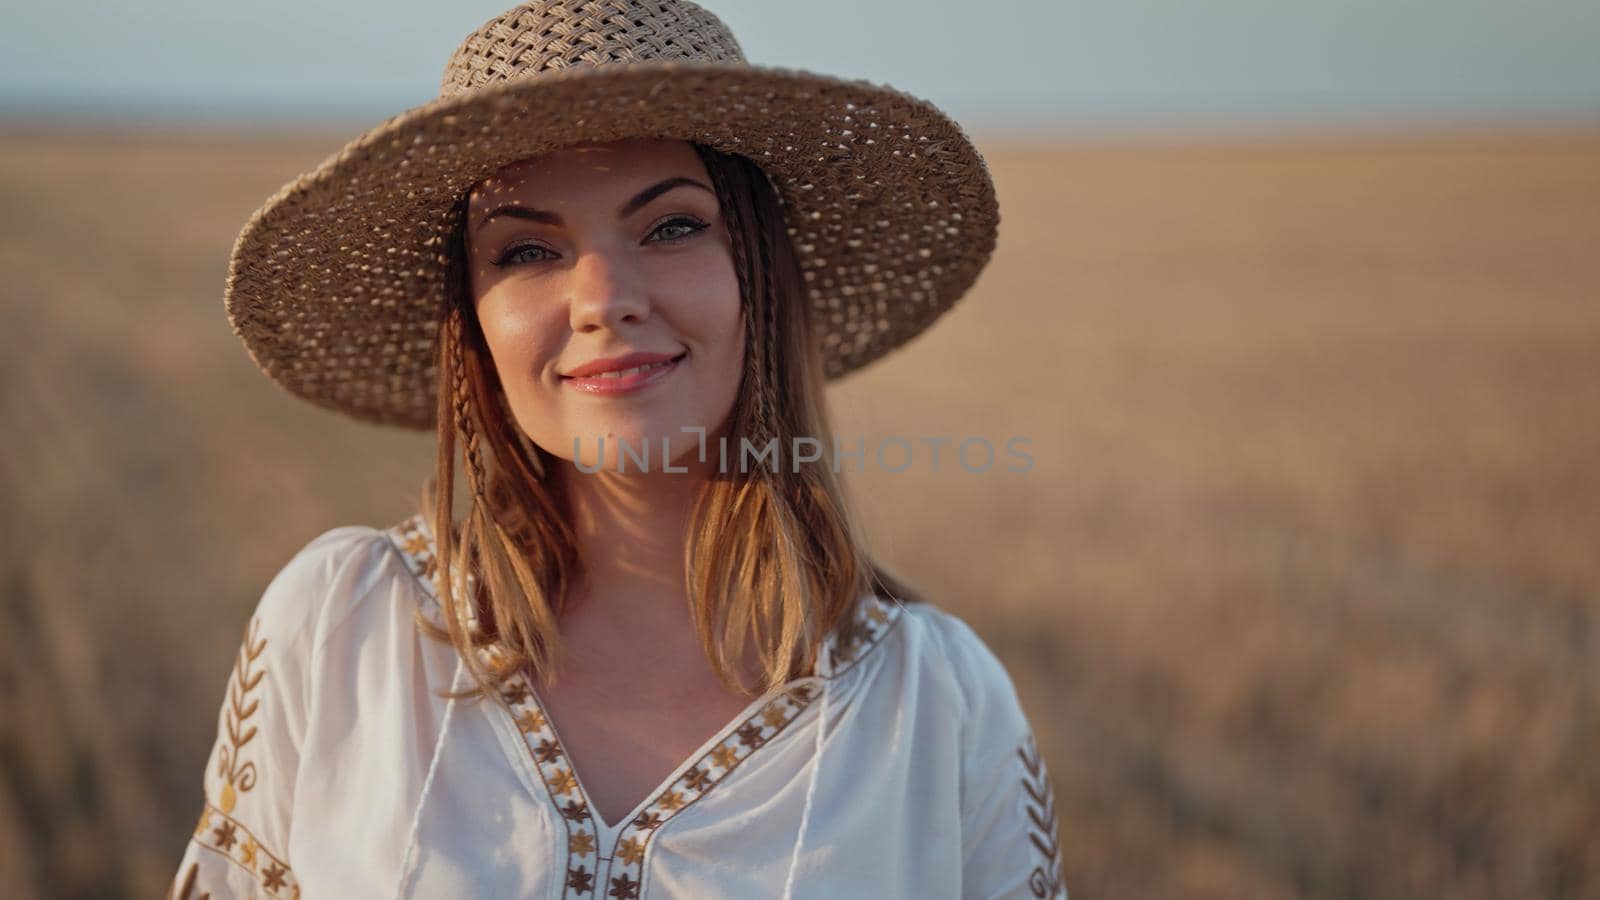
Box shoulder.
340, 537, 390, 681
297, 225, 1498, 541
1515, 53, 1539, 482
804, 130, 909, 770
890, 600, 1025, 724
249, 523, 415, 659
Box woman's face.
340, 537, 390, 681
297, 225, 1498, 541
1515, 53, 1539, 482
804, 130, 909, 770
465, 139, 745, 473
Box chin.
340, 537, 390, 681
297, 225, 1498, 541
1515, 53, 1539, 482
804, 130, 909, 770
550, 424, 690, 473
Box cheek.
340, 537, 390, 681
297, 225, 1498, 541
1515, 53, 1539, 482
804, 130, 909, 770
474, 293, 562, 394
666, 250, 744, 356
686, 293, 747, 413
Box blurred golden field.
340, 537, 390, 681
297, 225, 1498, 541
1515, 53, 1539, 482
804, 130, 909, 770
1, 123, 1597, 899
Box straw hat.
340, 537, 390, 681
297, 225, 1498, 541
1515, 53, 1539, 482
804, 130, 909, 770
225, 0, 1000, 429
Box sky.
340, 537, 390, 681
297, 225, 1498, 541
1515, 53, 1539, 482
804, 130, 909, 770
1, 0, 1597, 137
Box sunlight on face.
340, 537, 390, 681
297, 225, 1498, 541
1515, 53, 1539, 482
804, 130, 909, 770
465, 139, 745, 472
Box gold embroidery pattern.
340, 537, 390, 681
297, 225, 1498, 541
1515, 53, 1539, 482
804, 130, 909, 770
393, 514, 443, 594
827, 595, 894, 672
1017, 732, 1065, 898
390, 514, 480, 628
599, 679, 823, 897
491, 667, 605, 899
177, 802, 301, 899
215, 616, 267, 815
384, 513, 906, 900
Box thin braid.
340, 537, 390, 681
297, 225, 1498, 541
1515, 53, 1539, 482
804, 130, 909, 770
746, 250, 775, 444
450, 310, 490, 505
450, 307, 499, 637
754, 217, 783, 447
745, 154, 785, 449
695, 144, 775, 446
442, 194, 488, 509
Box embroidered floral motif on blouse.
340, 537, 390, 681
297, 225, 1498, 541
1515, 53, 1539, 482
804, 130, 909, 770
1017, 730, 1066, 898
217, 616, 265, 815
183, 802, 300, 899
175, 616, 301, 899
384, 512, 905, 900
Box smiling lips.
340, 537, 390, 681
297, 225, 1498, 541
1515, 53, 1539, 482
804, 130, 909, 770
560, 350, 687, 394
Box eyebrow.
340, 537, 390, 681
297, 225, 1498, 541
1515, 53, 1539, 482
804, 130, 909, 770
473, 176, 715, 232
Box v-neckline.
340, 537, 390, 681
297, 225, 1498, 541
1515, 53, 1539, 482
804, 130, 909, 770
527, 670, 822, 838
382, 512, 906, 899
507, 659, 828, 842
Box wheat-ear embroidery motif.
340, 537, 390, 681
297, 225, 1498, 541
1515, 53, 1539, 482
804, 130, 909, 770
1018, 731, 1065, 898
215, 615, 266, 814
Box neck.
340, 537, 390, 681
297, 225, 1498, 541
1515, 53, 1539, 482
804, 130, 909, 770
552, 445, 718, 626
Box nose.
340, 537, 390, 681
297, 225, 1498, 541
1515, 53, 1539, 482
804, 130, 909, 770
567, 245, 648, 334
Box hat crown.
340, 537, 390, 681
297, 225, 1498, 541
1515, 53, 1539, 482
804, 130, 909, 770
439, 0, 746, 99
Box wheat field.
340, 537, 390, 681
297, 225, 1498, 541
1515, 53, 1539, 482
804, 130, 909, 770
1, 123, 1597, 899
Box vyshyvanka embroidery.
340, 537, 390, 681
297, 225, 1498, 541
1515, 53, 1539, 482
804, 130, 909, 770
1017, 731, 1065, 899
218, 616, 266, 815
174, 615, 301, 898
384, 512, 905, 900
497, 661, 827, 899
393, 514, 443, 591
182, 802, 301, 899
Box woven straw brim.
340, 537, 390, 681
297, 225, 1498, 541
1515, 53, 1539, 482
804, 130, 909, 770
225, 59, 1000, 429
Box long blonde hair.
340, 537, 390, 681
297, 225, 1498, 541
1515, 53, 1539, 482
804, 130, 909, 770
414, 141, 920, 705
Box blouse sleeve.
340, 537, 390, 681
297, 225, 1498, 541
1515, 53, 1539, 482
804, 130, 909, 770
169, 525, 387, 900
941, 613, 1069, 900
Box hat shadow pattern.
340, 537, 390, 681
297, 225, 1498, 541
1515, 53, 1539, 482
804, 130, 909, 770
225, 0, 1000, 429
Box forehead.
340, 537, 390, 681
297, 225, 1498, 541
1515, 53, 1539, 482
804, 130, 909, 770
466, 138, 707, 208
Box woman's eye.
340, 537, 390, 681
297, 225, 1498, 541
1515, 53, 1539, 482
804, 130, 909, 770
491, 217, 707, 268
647, 216, 710, 243
492, 243, 556, 268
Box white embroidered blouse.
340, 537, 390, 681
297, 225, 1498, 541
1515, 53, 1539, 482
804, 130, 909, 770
169, 514, 1068, 900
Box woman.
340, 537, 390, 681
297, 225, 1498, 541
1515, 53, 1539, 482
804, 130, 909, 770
171, 2, 1067, 898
